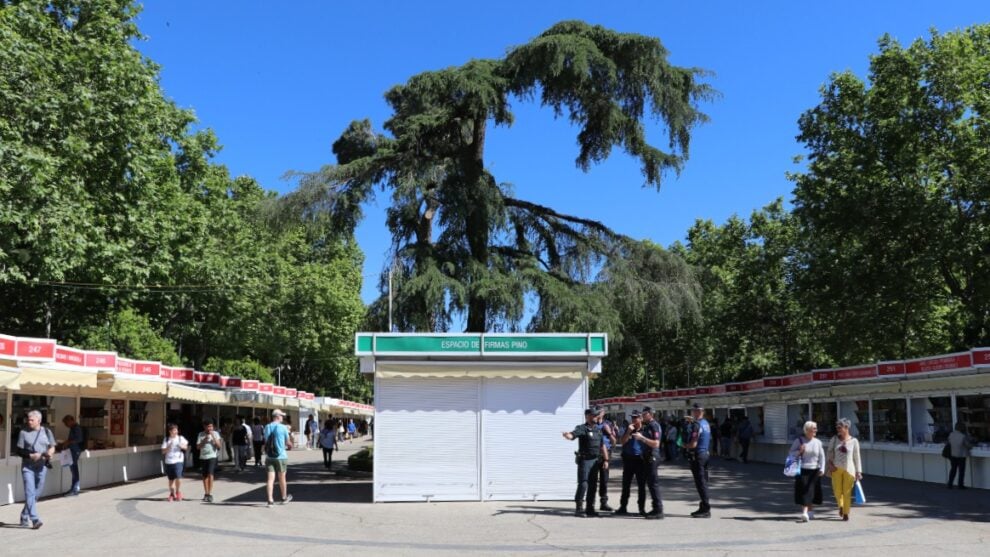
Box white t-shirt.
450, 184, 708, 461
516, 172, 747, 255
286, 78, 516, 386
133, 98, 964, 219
162, 435, 189, 465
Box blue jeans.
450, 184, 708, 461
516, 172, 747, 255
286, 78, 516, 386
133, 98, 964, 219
21, 464, 48, 524
69, 448, 81, 492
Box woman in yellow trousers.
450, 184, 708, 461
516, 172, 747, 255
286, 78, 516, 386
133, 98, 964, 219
826, 418, 863, 521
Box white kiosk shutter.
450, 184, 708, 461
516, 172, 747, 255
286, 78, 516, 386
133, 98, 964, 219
375, 377, 480, 502
482, 377, 585, 500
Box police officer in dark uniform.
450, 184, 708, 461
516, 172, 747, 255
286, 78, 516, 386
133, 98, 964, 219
638, 406, 664, 518
562, 408, 609, 517
686, 403, 712, 517
593, 406, 616, 512
614, 409, 647, 516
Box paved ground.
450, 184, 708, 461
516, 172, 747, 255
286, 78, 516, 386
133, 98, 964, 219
1, 440, 987, 556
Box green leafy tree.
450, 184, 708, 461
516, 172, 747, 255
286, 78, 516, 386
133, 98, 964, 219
73, 308, 181, 365
280, 21, 714, 332
791, 25, 990, 360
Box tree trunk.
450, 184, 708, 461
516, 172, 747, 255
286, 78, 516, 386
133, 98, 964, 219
465, 116, 489, 332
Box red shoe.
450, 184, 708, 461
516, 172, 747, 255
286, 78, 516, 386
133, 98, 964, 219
168, 493, 175, 502
176, 492, 183, 501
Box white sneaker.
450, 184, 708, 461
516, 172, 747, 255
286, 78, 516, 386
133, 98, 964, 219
800, 511, 809, 522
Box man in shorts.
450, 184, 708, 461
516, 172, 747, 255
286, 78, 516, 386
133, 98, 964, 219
161, 423, 189, 501
196, 419, 222, 503
264, 409, 293, 507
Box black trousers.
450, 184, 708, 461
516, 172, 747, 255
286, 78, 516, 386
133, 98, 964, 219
619, 454, 646, 511
948, 456, 966, 487
597, 454, 610, 504
574, 458, 600, 509
690, 450, 711, 510
739, 439, 751, 463
643, 455, 663, 512
253, 441, 264, 465
323, 447, 334, 467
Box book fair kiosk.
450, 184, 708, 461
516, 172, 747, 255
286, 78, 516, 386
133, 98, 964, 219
0, 333, 365, 506
593, 348, 990, 489
357, 332, 606, 502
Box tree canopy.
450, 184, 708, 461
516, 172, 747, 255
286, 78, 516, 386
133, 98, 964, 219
280, 21, 714, 333
0, 0, 367, 399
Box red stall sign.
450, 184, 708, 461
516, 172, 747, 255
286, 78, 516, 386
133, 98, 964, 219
241, 380, 260, 391
194, 372, 220, 384
221, 377, 243, 388
878, 361, 906, 376
172, 368, 195, 381
134, 361, 161, 377
905, 353, 973, 374
834, 364, 878, 381
285, 388, 297, 397
973, 348, 990, 367
0, 334, 15, 357
116, 358, 135, 374
16, 337, 55, 360
85, 351, 117, 369
55, 346, 86, 367
259, 383, 274, 393
273, 386, 287, 396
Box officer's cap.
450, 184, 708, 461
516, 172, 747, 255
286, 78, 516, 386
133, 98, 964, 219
691, 402, 704, 411
641, 406, 654, 414
584, 408, 595, 416
630, 410, 642, 418
592, 405, 604, 415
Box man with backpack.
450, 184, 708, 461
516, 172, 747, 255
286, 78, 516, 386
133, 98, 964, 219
264, 409, 293, 507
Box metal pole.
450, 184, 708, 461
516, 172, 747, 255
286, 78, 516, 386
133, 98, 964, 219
388, 265, 393, 332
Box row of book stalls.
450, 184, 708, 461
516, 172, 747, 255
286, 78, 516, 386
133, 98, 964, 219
0, 334, 373, 505
593, 348, 990, 489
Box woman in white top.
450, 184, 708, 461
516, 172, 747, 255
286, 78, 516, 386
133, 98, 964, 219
826, 417, 863, 521
789, 420, 825, 522
161, 423, 189, 502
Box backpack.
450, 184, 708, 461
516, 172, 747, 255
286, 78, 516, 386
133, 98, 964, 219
233, 425, 248, 446
264, 426, 280, 458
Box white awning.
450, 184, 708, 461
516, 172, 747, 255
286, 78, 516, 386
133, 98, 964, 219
111, 376, 168, 395
16, 366, 97, 389
0, 362, 20, 389
168, 383, 228, 404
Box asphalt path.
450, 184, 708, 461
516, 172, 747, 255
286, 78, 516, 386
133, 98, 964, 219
2, 440, 987, 556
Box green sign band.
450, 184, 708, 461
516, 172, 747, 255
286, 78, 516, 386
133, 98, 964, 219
355, 333, 606, 356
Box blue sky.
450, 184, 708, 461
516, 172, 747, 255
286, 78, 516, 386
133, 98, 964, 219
133, 1, 987, 307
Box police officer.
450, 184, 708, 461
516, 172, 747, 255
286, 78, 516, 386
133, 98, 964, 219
615, 409, 647, 516
638, 406, 664, 519
685, 403, 712, 517
593, 406, 617, 512
562, 408, 608, 517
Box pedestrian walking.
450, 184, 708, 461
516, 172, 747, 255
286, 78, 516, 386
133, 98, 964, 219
320, 419, 339, 469
61, 414, 84, 495
232, 416, 251, 471
685, 403, 712, 518
791, 420, 825, 522
719, 417, 734, 460
337, 421, 345, 442
615, 410, 647, 516
264, 409, 293, 507
637, 407, 664, 519
197, 418, 222, 503
946, 422, 972, 489
826, 418, 862, 521
15, 410, 55, 529
562, 408, 608, 517
161, 423, 189, 502
593, 407, 617, 512
305, 414, 317, 450
347, 419, 357, 441
251, 417, 265, 467
737, 416, 754, 464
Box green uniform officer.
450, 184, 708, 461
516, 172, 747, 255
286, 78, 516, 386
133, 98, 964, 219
563, 408, 609, 517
